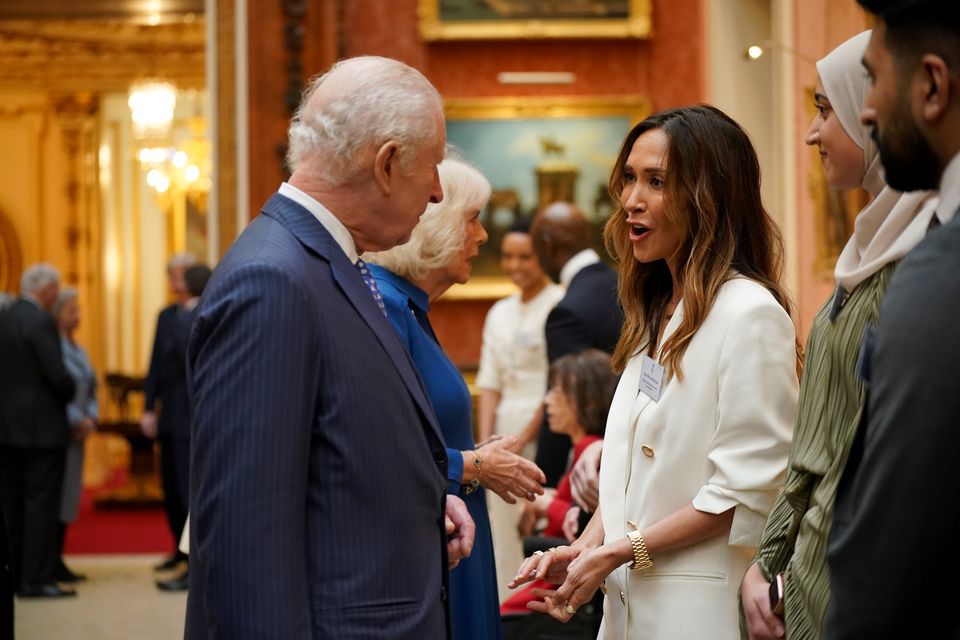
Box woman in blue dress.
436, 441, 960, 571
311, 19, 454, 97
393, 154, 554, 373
366, 157, 547, 639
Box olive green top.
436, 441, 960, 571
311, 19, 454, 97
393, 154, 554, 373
741, 261, 897, 640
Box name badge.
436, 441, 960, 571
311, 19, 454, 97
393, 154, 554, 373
639, 355, 665, 402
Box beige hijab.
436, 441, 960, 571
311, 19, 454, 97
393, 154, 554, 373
819, 30, 938, 292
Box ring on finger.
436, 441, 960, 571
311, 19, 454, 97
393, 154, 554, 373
548, 547, 560, 559
533, 550, 544, 557
565, 604, 576, 615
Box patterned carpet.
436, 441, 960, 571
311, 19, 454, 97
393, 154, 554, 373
14, 555, 186, 640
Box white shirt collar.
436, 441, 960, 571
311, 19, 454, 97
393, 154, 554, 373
559, 248, 601, 288
936, 152, 960, 225
279, 182, 359, 263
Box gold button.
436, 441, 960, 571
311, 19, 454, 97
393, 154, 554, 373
619, 591, 626, 604
641, 445, 655, 457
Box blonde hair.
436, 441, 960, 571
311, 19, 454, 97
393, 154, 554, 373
365, 157, 491, 281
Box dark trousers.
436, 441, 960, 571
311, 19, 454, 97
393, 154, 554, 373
0, 502, 13, 640
0, 445, 65, 589
159, 437, 189, 554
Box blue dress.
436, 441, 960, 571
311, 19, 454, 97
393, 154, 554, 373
371, 265, 502, 640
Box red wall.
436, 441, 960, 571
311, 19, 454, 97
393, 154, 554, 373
342, 0, 705, 109
247, 0, 706, 366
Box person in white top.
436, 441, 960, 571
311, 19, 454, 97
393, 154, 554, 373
476, 217, 563, 600
510, 105, 801, 640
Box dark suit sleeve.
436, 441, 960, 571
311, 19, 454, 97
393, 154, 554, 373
824, 237, 960, 639
188, 264, 318, 638
143, 310, 166, 411
26, 313, 74, 403
545, 305, 592, 362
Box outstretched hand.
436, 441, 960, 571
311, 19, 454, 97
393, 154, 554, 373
476, 435, 546, 504
527, 543, 614, 622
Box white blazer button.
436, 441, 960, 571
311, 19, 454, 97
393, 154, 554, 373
641, 445, 655, 457
619, 591, 626, 604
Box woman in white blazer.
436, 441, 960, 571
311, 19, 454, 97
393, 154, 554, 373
510, 105, 801, 639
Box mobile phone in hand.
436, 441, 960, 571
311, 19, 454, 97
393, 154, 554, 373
768, 573, 785, 616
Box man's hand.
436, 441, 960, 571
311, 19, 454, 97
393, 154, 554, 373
569, 439, 602, 512
140, 411, 158, 439
561, 506, 581, 542
73, 417, 96, 442
741, 562, 785, 639
475, 435, 546, 504
445, 495, 475, 570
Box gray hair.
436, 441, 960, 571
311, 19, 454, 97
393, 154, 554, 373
0, 292, 14, 311
52, 286, 78, 319
365, 157, 491, 281
168, 252, 197, 272
20, 263, 60, 294
286, 56, 443, 186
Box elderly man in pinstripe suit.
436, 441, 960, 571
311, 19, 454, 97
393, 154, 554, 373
184, 56, 474, 639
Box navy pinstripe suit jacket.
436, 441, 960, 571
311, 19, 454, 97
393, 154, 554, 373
185, 193, 450, 639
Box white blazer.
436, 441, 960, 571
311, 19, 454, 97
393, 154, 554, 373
598, 276, 798, 640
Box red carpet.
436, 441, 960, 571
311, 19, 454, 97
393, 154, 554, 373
64, 480, 175, 555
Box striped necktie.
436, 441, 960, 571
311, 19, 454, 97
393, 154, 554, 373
354, 258, 387, 317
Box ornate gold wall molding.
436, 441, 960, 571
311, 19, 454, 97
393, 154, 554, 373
0, 20, 205, 93
0, 208, 22, 293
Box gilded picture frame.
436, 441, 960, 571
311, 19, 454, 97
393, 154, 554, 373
418, 0, 653, 41
442, 95, 649, 300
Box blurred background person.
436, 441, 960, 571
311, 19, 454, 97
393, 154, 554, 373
529, 202, 622, 489
512, 106, 800, 639
740, 30, 938, 640
141, 251, 196, 575
0, 263, 77, 598
52, 287, 98, 584
366, 156, 547, 640
475, 216, 563, 598
501, 349, 614, 622
154, 262, 212, 593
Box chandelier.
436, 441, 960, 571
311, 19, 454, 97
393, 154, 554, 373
128, 80, 177, 139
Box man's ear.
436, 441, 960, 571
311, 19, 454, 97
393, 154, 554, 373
920, 53, 952, 124
373, 140, 400, 195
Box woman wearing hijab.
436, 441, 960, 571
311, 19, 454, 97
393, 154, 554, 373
739, 30, 938, 640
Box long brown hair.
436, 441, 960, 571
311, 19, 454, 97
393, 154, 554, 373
548, 349, 618, 437
603, 105, 801, 378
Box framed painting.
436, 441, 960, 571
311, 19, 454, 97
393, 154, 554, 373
418, 0, 653, 41
442, 95, 649, 300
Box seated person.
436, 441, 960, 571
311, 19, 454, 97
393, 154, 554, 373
502, 349, 616, 615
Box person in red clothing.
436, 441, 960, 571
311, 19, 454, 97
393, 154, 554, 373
503, 349, 616, 615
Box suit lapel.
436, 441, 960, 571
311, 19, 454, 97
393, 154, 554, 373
259, 194, 444, 444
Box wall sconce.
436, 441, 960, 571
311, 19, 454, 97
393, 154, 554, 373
744, 41, 815, 63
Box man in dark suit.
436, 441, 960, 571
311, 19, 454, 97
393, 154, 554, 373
824, 2, 960, 638
141, 251, 196, 574
184, 56, 474, 639
530, 202, 622, 486
0, 264, 76, 598
154, 263, 212, 593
